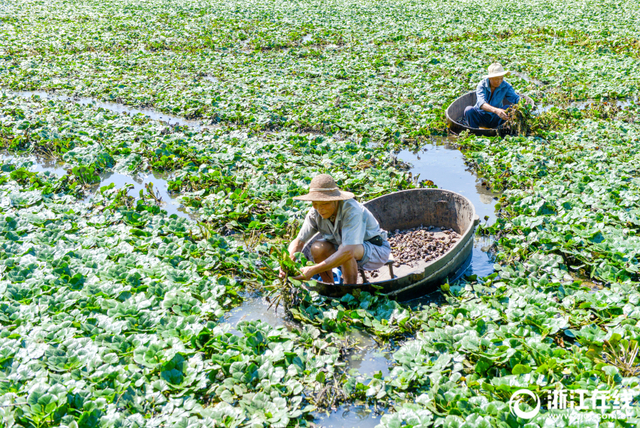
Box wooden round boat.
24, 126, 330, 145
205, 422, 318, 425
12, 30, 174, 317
446, 91, 534, 136
302, 189, 480, 301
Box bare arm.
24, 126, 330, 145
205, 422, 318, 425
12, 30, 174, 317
287, 238, 305, 260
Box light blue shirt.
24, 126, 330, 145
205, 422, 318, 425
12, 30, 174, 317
474, 78, 520, 110
297, 199, 385, 246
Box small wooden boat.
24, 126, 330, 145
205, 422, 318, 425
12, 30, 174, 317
303, 189, 479, 301
446, 91, 534, 136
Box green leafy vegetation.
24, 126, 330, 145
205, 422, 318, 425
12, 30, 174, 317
1, 0, 640, 427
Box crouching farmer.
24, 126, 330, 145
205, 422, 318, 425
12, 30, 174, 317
463, 62, 520, 129
281, 174, 391, 284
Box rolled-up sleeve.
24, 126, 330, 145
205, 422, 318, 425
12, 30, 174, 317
296, 210, 318, 243
340, 204, 366, 246
474, 80, 489, 109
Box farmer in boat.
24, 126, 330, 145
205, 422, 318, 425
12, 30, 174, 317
463, 63, 520, 129
281, 174, 391, 284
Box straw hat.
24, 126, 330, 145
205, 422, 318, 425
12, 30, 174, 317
483, 63, 510, 79
293, 174, 354, 201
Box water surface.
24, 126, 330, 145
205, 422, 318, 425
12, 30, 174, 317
314, 404, 383, 428
0, 152, 67, 177
0, 152, 192, 219
88, 171, 190, 219
3, 90, 207, 130
220, 294, 295, 336
345, 330, 392, 378
397, 138, 499, 279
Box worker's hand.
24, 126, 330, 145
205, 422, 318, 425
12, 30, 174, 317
496, 108, 509, 120
279, 249, 299, 279
294, 266, 315, 281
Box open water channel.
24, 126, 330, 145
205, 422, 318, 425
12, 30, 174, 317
0, 91, 498, 427
3, 90, 207, 131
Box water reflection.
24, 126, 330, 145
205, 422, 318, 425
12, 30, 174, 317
397, 139, 498, 279
88, 171, 190, 219
220, 295, 294, 336
469, 235, 496, 278
314, 404, 383, 428
405, 236, 496, 308
3, 90, 206, 130
344, 330, 392, 378
0, 152, 67, 177
397, 138, 500, 225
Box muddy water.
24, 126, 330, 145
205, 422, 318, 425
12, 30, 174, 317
3, 90, 207, 131
397, 138, 499, 279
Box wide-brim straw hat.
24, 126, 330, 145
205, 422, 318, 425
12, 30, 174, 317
483, 63, 510, 79
293, 174, 354, 201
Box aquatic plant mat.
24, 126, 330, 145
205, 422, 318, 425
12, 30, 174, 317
2, 0, 640, 427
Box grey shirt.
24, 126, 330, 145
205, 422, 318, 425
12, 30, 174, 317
297, 199, 386, 246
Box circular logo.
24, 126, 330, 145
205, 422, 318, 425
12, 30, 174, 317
509, 389, 541, 420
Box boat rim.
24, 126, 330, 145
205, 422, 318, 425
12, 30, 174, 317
445, 91, 534, 133
311, 188, 480, 287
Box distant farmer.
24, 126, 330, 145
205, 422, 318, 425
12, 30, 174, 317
463, 63, 520, 129
281, 174, 391, 284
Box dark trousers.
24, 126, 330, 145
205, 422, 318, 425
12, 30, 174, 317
464, 106, 504, 129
